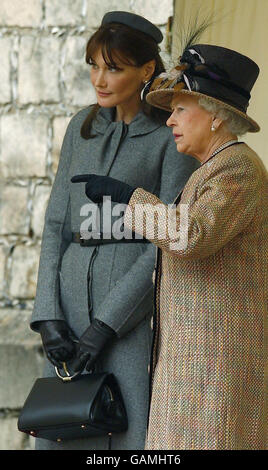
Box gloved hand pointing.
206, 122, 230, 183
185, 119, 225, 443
71, 174, 136, 204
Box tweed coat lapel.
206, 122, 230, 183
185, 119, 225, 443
149, 184, 185, 400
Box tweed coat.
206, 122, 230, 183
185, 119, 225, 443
124, 143, 268, 450
30, 105, 199, 450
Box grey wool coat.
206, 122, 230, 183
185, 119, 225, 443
31, 105, 199, 450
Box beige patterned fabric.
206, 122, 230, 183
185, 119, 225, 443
124, 143, 268, 449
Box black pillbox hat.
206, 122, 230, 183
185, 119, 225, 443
101, 11, 163, 44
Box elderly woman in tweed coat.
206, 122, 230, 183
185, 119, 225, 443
78, 44, 268, 450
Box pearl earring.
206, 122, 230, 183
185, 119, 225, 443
211, 124, 216, 131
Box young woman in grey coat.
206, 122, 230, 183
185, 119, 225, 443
30, 11, 199, 450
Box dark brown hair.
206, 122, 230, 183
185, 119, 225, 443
81, 22, 167, 139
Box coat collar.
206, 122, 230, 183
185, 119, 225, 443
92, 106, 163, 137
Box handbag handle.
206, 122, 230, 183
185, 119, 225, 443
55, 362, 81, 382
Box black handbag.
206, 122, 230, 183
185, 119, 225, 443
17, 364, 128, 442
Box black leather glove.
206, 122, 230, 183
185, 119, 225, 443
71, 319, 116, 373
38, 320, 77, 367
71, 174, 136, 204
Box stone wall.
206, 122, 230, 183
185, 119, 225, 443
0, 0, 173, 450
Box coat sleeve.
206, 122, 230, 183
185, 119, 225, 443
94, 142, 199, 338
30, 118, 74, 331
124, 152, 261, 261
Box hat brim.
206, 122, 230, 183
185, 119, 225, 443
146, 89, 260, 133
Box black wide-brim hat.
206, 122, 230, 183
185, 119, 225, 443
146, 44, 260, 132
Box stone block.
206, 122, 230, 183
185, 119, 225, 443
0, 37, 11, 104
0, 184, 29, 235
0, 416, 27, 450
45, 0, 84, 26
0, 246, 6, 296
132, 0, 173, 25
9, 245, 40, 298
85, 0, 172, 28
0, 113, 48, 178
62, 36, 96, 106
31, 185, 51, 238
0, 414, 36, 450
0, 309, 43, 409
52, 116, 72, 174
86, 0, 131, 29
18, 36, 60, 104
0, 0, 42, 27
